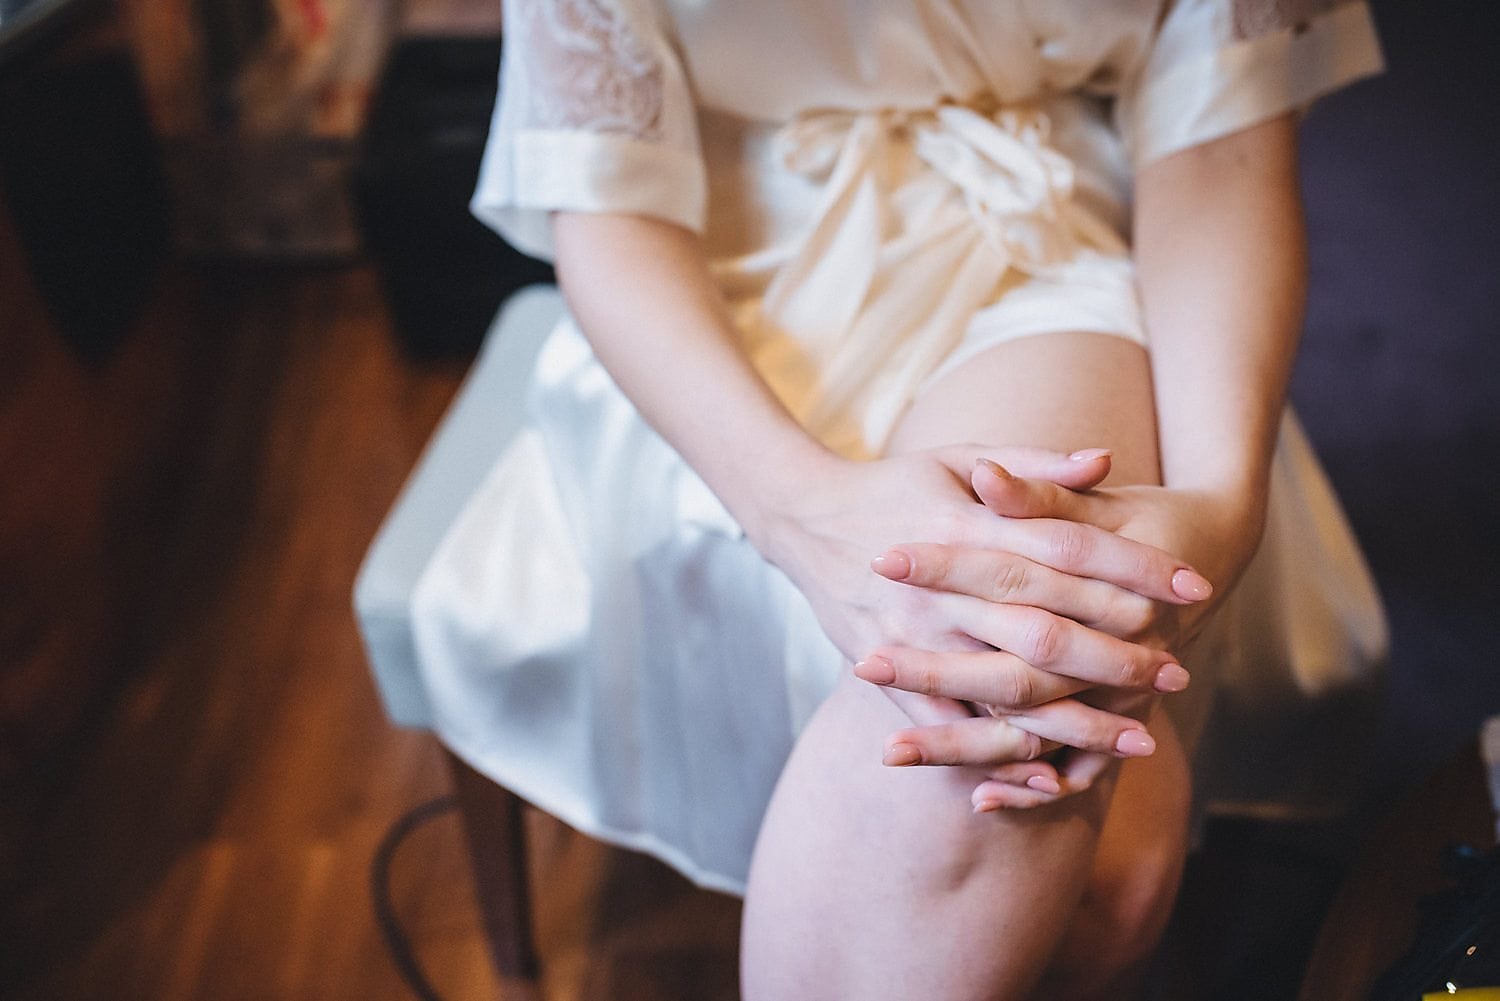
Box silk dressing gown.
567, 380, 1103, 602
398, 0, 1388, 894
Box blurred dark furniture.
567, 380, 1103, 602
0, 0, 169, 364
354, 35, 552, 361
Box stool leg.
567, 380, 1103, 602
445, 749, 539, 981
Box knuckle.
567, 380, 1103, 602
1021, 612, 1065, 664
914, 661, 945, 697
997, 664, 1035, 709
1090, 717, 1123, 751
922, 544, 959, 584
1035, 481, 1070, 516
1114, 595, 1157, 637
989, 557, 1030, 602
1050, 524, 1093, 569
1016, 729, 1045, 761
1113, 649, 1156, 689
1128, 548, 1161, 588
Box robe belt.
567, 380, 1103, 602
756, 99, 1120, 454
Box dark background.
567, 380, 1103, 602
1294, 0, 1500, 795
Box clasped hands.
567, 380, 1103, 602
764, 444, 1245, 812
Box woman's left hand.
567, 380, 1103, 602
864, 460, 1266, 806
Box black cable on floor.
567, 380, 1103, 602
371, 795, 459, 1001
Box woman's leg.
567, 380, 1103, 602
891, 329, 1195, 998
741, 331, 1191, 1001
1025, 706, 1190, 1001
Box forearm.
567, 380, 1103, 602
1134, 115, 1307, 537
552, 211, 836, 552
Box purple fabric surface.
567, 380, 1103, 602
1293, 0, 1500, 791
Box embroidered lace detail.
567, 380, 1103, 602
514, 0, 665, 140
1233, 0, 1350, 39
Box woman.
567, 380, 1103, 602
410, 1, 1388, 996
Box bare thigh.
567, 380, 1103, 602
898, 333, 1193, 995
742, 332, 1188, 1000
887, 330, 1162, 482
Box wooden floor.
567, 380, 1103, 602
0, 193, 739, 1000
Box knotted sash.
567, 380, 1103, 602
753, 100, 1125, 455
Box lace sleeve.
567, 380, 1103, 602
470, 0, 705, 260
1115, 0, 1383, 169
514, 0, 665, 140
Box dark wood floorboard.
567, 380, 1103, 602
0, 190, 739, 1000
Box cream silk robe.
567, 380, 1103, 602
402, 0, 1389, 893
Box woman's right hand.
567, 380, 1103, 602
853, 456, 1261, 808
757, 445, 1210, 765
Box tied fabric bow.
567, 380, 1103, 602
756, 100, 1121, 455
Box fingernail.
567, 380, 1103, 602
1026, 774, 1061, 795
972, 797, 1002, 814
1171, 568, 1213, 601
871, 551, 912, 580
883, 742, 922, 767
853, 655, 896, 685
1154, 663, 1191, 693
1069, 448, 1112, 462
1115, 729, 1156, 757
974, 457, 1013, 480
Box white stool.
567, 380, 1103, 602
355, 284, 564, 981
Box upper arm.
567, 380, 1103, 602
1134, 112, 1301, 241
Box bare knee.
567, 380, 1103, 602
1087, 845, 1181, 964
1027, 845, 1181, 1001
744, 677, 1117, 1001
1030, 748, 1190, 1000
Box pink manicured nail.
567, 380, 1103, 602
974, 457, 1013, 481
883, 742, 922, 767
1068, 448, 1112, 462
1153, 663, 1191, 693
1026, 774, 1061, 795
1171, 568, 1213, 601
1115, 729, 1156, 757
972, 797, 1002, 814
853, 655, 897, 685
871, 551, 912, 580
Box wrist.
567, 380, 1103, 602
1201, 480, 1268, 543
726, 439, 850, 567
1169, 481, 1270, 587
1163, 450, 1269, 523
